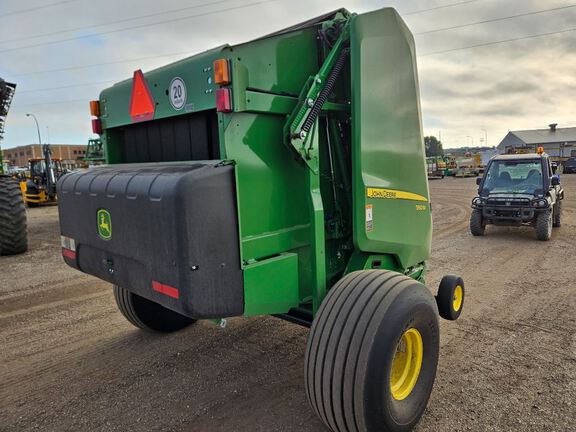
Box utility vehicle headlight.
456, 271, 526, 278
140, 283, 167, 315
472, 197, 483, 205
533, 199, 547, 207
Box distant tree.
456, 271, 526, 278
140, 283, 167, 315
424, 136, 444, 157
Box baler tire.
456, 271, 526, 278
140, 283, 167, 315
535, 210, 552, 241
113, 285, 196, 332
553, 200, 562, 228
0, 176, 28, 256
436, 275, 464, 321
305, 270, 439, 432
469, 209, 485, 236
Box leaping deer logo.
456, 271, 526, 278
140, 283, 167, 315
97, 209, 112, 240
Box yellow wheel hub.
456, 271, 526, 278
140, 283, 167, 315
452, 285, 463, 312
390, 328, 423, 401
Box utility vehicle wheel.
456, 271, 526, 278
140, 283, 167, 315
305, 270, 439, 432
113, 285, 196, 332
436, 275, 464, 321
553, 200, 562, 228
535, 210, 552, 241
0, 176, 28, 256
469, 209, 485, 236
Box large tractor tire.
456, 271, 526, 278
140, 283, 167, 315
305, 270, 439, 432
469, 209, 485, 236
113, 285, 196, 332
0, 176, 28, 256
535, 210, 552, 241
553, 200, 562, 228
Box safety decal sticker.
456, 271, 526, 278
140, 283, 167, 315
169, 77, 187, 110
365, 204, 373, 232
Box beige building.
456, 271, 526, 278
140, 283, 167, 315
3, 144, 87, 168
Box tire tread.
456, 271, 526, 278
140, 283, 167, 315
0, 177, 28, 256
305, 270, 433, 432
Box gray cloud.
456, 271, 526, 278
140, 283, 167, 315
1, 0, 575, 150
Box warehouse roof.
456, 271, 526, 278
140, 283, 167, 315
508, 126, 576, 145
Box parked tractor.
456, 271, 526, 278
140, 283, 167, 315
83, 138, 105, 165
0, 79, 27, 255
58, 8, 465, 431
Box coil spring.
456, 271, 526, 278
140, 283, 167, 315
301, 47, 350, 135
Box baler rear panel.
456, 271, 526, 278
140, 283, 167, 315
350, 10, 431, 268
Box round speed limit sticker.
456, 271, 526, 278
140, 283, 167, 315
169, 77, 187, 110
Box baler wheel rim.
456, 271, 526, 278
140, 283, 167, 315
452, 285, 463, 312
390, 328, 423, 401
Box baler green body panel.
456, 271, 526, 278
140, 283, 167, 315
100, 47, 222, 130
92, 7, 430, 320
350, 10, 431, 268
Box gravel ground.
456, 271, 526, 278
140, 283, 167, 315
0, 176, 575, 432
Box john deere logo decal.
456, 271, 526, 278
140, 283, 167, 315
97, 209, 112, 240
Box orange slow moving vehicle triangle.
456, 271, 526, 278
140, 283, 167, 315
129, 69, 155, 122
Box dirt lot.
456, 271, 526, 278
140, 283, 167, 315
1, 177, 575, 432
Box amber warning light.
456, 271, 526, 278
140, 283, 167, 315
89, 100, 100, 117
213, 59, 231, 85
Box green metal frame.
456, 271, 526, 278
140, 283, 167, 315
94, 7, 431, 321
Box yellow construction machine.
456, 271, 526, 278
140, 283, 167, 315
19, 144, 64, 207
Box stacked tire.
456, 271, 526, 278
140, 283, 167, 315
0, 176, 27, 255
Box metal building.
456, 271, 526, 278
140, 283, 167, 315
497, 123, 576, 158
3, 143, 87, 168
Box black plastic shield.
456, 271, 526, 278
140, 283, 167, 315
58, 161, 244, 319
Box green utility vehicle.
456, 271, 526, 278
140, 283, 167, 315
83, 138, 105, 165
0, 79, 27, 256
471, 152, 564, 241
59, 9, 465, 431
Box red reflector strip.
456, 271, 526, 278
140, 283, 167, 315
215, 88, 232, 112
152, 281, 179, 299
62, 248, 76, 260
92, 118, 102, 134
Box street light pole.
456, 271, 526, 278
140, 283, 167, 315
25, 113, 42, 145
481, 129, 488, 147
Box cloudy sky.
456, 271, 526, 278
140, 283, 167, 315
1, 0, 576, 150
